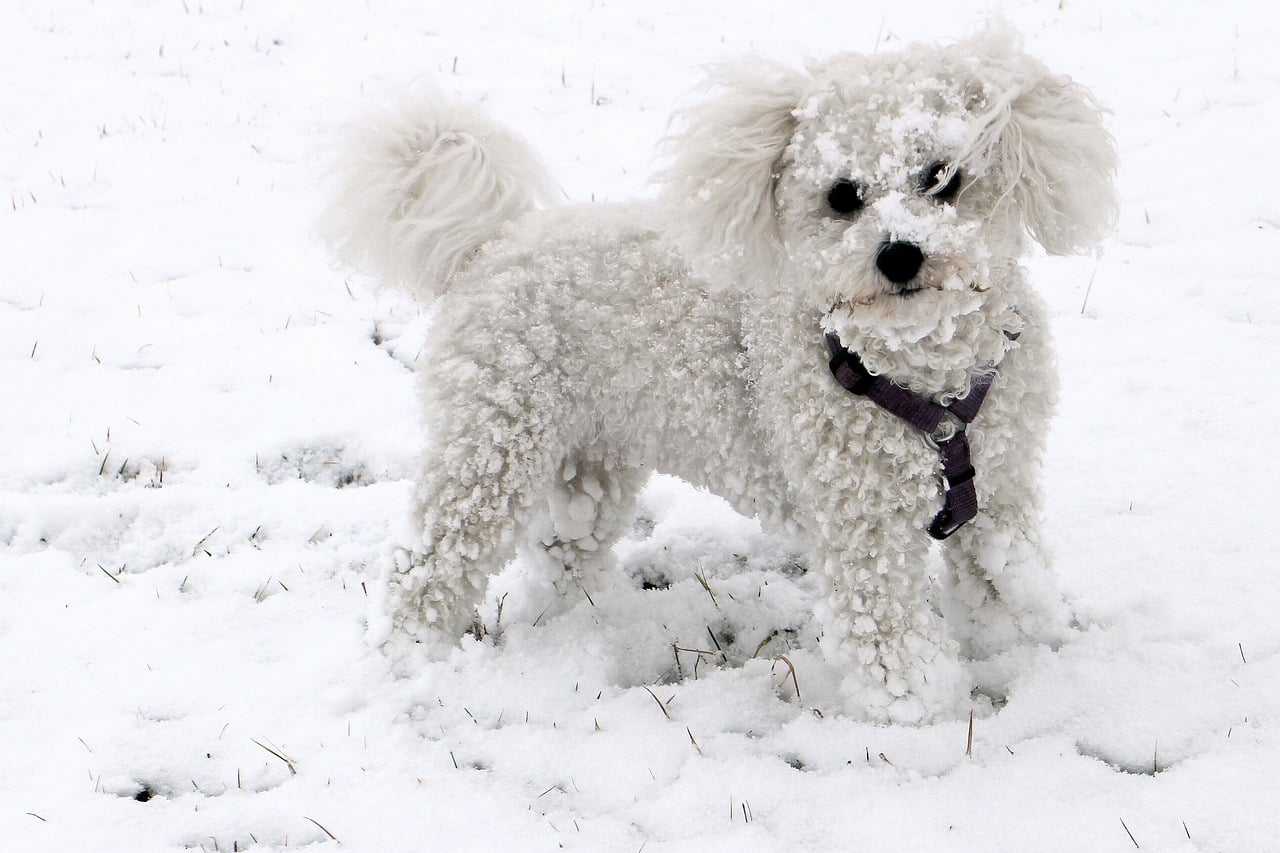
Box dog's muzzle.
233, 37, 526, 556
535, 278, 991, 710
876, 241, 924, 289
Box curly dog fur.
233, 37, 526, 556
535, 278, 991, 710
324, 26, 1116, 723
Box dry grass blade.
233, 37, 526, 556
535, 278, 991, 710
1120, 816, 1140, 849
673, 646, 716, 656
97, 563, 122, 584
772, 654, 801, 702
686, 727, 703, 756
694, 571, 718, 609
641, 686, 671, 720
253, 576, 272, 603
673, 645, 715, 678
249, 738, 297, 775
705, 627, 727, 662
751, 630, 777, 659
966, 710, 974, 757
1081, 268, 1097, 315
304, 816, 339, 842
192, 526, 219, 557
494, 592, 508, 629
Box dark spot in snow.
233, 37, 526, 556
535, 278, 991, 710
629, 515, 656, 540
712, 625, 736, 647
778, 557, 808, 577
258, 444, 375, 489
1076, 742, 1178, 776
627, 563, 670, 590
972, 686, 1008, 709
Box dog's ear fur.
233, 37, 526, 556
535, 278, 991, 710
1003, 71, 1118, 254
960, 27, 1118, 255
656, 60, 808, 292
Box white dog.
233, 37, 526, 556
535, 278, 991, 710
324, 27, 1115, 723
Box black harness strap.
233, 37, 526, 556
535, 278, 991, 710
824, 331, 1009, 540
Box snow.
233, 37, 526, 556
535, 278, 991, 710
3, 1, 1279, 850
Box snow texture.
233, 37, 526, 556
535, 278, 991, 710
2, 1, 1279, 851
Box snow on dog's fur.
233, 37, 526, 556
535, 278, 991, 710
324, 27, 1115, 723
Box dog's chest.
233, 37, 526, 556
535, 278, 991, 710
739, 293, 1033, 520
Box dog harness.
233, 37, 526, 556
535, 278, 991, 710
824, 331, 1014, 540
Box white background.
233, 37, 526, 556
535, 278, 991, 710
2, 1, 1277, 850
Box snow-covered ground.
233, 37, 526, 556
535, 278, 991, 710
3, 1, 1278, 850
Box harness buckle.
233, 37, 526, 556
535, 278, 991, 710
927, 509, 967, 540
926, 413, 965, 447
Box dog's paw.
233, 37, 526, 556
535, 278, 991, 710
959, 596, 1075, 661
373, 547, 480, 665
833, 649, 972, 725
380, 624, 461, 674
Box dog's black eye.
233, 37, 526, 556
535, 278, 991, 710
826, 179, 864, 216
921, 162, 962, 201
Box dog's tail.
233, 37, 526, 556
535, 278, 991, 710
320, 90, 558, 300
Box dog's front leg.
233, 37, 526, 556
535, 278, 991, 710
942, 496, 1073, 661
817, 519, 970, 724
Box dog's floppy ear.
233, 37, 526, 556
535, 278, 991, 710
1002, 69, 1118, 254
961, 30, 1118, 255
656, 60, 808, 292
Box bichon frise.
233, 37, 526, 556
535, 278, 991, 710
324, 26, 1116, 723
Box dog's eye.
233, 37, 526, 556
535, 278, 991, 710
826, 179, 864, 216
920, 162, 962, 201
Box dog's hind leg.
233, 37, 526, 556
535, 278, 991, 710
379, 401, 563, 661
524, 455, 648, 598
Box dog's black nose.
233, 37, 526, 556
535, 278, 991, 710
876, 241, 924, 285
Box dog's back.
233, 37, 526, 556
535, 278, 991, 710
422, 203, 778, 517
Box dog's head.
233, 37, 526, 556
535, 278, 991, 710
658, 26, 1116, 324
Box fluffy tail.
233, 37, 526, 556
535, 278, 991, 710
321, 90, 558, 299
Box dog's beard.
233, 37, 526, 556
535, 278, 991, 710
827, 275, 988, 346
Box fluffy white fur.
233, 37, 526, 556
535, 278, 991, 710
325, 27, 1115, 723
321, 91, 558, 300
